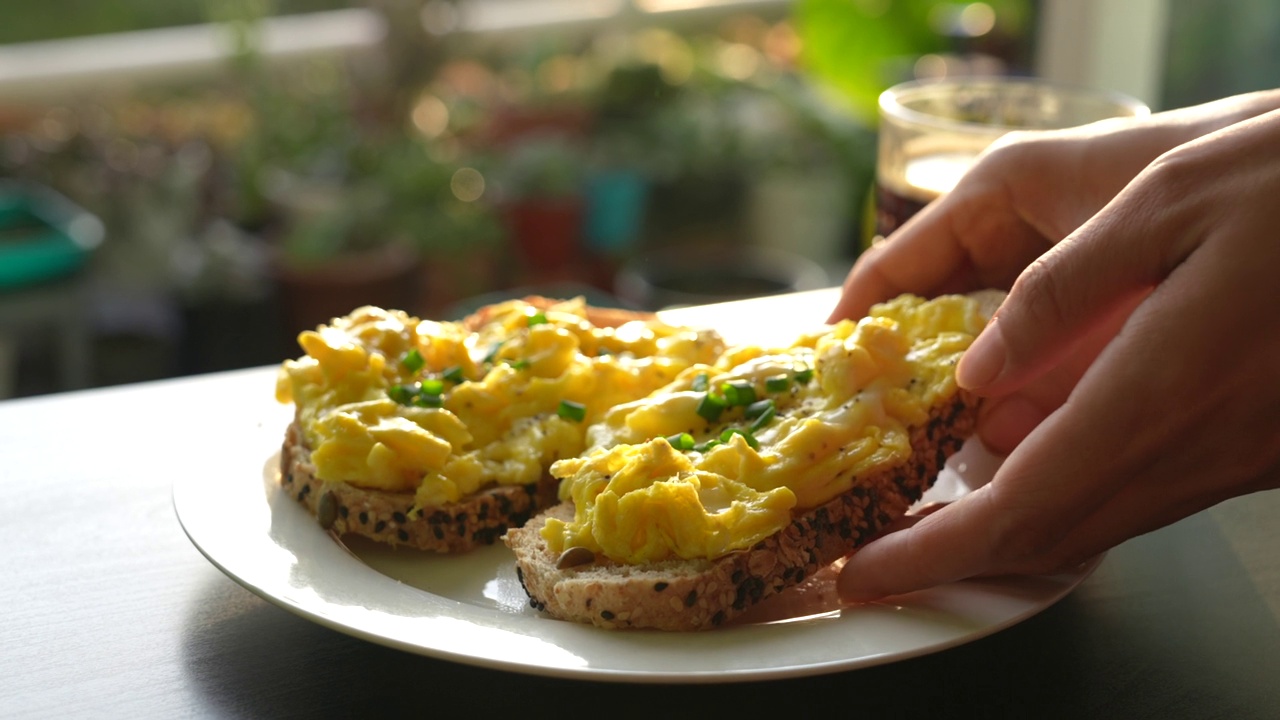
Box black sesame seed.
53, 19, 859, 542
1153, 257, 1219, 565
684, 590, 698, 608
601, 610, 616, 621
359, 511, 369, 525
392, 511, 407, 524
653, 582, 668, 592
374, 520, 387, 533
397, 529, 409, 542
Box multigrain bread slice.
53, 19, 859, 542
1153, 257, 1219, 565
280, 420, 560, 552
505, 390, 978, 630
277, 297, 672, 552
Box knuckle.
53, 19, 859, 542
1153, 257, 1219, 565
1003, 257, 1074, 353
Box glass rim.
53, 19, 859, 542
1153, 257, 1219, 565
879, 76, 1151, 134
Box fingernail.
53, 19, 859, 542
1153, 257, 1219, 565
957, 319, 1007, 390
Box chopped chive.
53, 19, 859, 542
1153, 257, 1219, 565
420, 378, 444, 396
793, 367, 814, 384
691, 372, 709, 392
400, 348, 425, 374
749, 404, 777, 433
744, 398, 774, 420
595, 347, 611, 357
442, 365, 465, 383
527, 311, 548, 327
696, 393, 726, 422
719, 427, 760, 450
414, 394, 443, 408
665, 432, 695, 451
693, 439, 721, 453
506, 359, 530, 370
557, 400, 587, 423
765, 374, 790, 393
483, 341, 505, 364
388, 384, 417, 405
721, 381, 756, 407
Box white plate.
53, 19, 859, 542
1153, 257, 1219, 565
174, 395, 1099, 683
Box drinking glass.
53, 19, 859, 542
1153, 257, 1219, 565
874, 77, 1150, 240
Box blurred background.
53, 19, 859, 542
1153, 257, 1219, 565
0, 0, 1275, 398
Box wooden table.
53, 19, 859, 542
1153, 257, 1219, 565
3, 291, 1279, 718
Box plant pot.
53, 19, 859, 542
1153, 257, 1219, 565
502, 197, 583, 278
272, 243, 421, 344
584, 170, 648, 257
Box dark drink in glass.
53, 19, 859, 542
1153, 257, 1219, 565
871, 78, 1148, 246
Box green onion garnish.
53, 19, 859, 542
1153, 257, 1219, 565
696, 393, 726, 422
388, 384, 417, 405
557, 400, 587, 423
793, 367, 814, 384
721, 381, 756, 407
401, 348, 425, 374
744, 398, 774, 420
483, 341, 505, 364
442, 366, 465, 383
691, 372, 709, 392
765, 374, 790, 393
506, 359, 530, 370
528, 311, 548, 326
749, 404, 777, 433
420, 378, 444, 396
693, 439, 721, 452
719, 427, 760, 450
414, 394, 443, 408
665, 432, 695, 451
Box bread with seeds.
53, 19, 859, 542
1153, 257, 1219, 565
505, 292, 997, 629
275, 296, 725, 552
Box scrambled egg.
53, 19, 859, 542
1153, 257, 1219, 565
276, 299, 725, 509
542, 294, 986, 564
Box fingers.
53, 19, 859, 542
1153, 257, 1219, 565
954, 170, 1177, 395
826, 171, 1049, 323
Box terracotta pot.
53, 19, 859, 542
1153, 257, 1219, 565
502, 198, 583, 277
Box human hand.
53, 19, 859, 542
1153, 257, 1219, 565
829, 89, 1280, 324
837, 108, 1280, 601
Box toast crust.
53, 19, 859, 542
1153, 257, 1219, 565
504, 390, 979, 630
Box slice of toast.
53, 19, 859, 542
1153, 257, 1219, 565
277, 297, 692, 552
280, 420, 560, 552
504, 390, 978, 630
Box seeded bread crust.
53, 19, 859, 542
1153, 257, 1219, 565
504, 390, 979, 630
278, 297, 657, 551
